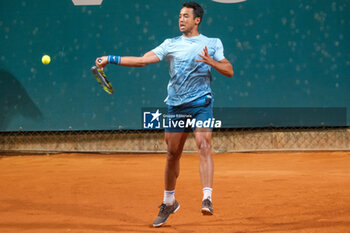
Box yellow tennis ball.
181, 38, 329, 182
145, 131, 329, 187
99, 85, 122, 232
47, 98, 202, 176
42, 55, 51, 65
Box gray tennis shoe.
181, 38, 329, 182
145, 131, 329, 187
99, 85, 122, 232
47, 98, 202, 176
153, 200, 180, 227
201, 198, 214, 215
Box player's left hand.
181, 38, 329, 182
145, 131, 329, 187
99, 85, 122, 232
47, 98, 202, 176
195, 46, 214, 66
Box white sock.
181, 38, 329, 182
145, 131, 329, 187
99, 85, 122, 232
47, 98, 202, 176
203, 187, 212, 201
163, 190, 175, 205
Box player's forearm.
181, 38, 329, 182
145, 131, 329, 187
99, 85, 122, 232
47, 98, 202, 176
211, 60, 234, 78
120, 51, 160, 67
119, 56, 148, 67
106, 55, 148, 67
96, 52, 159, 69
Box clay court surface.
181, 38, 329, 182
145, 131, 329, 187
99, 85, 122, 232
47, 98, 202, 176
0, 151, 349, 233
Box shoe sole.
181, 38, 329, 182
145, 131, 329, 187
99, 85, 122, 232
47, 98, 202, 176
201, 207, 213, 215
152, 204, 180, 227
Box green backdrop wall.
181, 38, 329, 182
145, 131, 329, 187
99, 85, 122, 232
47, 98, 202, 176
0, 0, 349, 131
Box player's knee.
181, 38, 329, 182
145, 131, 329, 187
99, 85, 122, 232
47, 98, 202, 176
197, 138, 211, 151
167, 150, 181, 161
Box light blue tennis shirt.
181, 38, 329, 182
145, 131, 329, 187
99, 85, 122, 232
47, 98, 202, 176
152, 34, 225, 106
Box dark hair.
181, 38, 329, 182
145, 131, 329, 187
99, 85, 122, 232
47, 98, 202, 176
182, 1, 204, 25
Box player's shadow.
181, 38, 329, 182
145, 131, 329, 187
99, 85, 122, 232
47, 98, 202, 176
0, 69, 42, 130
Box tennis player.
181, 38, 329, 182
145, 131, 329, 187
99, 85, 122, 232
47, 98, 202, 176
95, 1, 233, 227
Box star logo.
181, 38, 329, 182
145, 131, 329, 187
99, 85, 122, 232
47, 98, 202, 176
151, 109, 162, 122
143, 109, 162, 129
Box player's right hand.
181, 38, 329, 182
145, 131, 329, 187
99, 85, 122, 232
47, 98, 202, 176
95, 56, 108, 69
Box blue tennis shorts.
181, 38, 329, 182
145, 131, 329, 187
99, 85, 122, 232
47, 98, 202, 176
164, 94, 214, 133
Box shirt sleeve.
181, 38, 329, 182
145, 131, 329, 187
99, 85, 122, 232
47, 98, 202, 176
152, 39, 169, 61
213, 38, 225, 61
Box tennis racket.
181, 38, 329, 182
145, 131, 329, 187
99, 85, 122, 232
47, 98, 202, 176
91, 62, 113, 94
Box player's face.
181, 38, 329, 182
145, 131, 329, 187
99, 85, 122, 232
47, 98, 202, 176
179, 7, 200, 34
